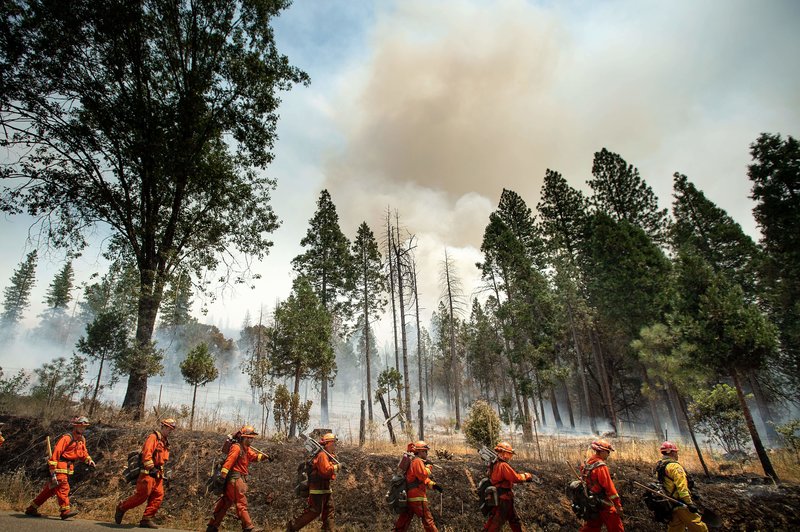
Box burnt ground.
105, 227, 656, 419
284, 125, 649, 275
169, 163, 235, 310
0, 415, 798, 531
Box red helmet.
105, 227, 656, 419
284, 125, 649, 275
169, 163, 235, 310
161, 418, 177, 429
494, 441, 515, 454
591, 439, 615, 453
319, 432, 338, 445
412, 440, 430, 452
239, 425, 258, 438
660, 441, 679, 454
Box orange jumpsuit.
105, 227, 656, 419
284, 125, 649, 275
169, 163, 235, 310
289, 450, 339, 531
119, 431, 170, 518
208, 441, 266, 530
579, 457, 623, 532
31, 431, 93, 515
483, 460, 532, 532
393, 456, 438, 532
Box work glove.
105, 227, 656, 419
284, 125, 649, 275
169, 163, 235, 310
336, 463, 348, 473
432, 483, 444, 493
687, 503, 699, 514
87, 459, 96, 468
524, 473, 534, 482
266, 453, 275, 463
148, 469, 160, 479
50, 473, 58, 485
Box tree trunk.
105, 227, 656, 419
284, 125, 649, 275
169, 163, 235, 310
395, 239, 412, 425
89, 353, 106, 417
731, 369, 779, 482
363, 280, 374, 423
190, 384, 198, 431
675, 392, 710, 478
413, 262, 425, 438
748, 372, 778, 444
320, 378, 329, 425
444, 252, 461, 430
667, 385, 690, 438
387, 213, 400, 373
590, 328, 617, 433
641, 365, 664, 439
122, 268, 165, 419
378, 393, 397, 445
567, 303, 592, 430
289, 366, 301, 438
549, 386, 564, 428
663, 388, 681, 438
562, 380, 575, 429
359, 399, 366, 447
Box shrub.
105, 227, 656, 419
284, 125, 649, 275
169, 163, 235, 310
775, 419, 800, 463
463, 400, 501, 450
689, 383, 749, 454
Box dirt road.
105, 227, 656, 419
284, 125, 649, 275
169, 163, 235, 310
0, 511, 192, 531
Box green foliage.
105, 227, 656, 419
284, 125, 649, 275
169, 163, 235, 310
272, 383, 312, 438
463, 400, 501, 449
748, 133, 800, 393
77, 311, 130, 410
31, 355, 88, 407
376, 367, 404, 412
44, 262, 75, 310
688, 384, 749, 454
116, 341, 164, 378
774, 419, 800, 461
179, 343, 219, 388
240, 321, 273, 404
1, 250, 38, 332
0, 367, 30, 411
589, 148, 669, 243
159, 269, 195, 330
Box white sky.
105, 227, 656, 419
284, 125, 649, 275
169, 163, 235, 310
1, 0, 799, 358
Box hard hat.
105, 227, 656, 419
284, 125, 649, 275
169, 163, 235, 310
494, 441, 515, 454
406, 442, 416, 453
660, 441, 679, 454
319, 432, 338, 445
239, 425, 259, 438
412, 440, 430, 452
590, 439, 615, 453
161, 418, 177, 429
71, 416, 90, 426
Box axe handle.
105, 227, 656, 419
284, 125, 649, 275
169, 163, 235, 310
46, 436, 52, 460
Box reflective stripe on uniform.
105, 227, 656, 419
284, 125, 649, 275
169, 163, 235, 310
53, 469, 72, 474
309, 489, 332, 494
408, 497, 428, 502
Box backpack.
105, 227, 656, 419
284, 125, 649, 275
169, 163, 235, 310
294, 458, 314, 498
476, 461, 499, 516
566, 461, 605, 521
385, 452, 420, 514
641, 482, 674, 523
205, 434, 244, 495
122, 431, 164, 484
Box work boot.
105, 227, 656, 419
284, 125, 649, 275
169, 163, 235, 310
243, 528, 263, 532
138, 518, 159, 529
114, 504, 125, 524
24, 506, 41, 517
285, 521, 295, 532
205, 526, 219, 532
60, 509, 79, 520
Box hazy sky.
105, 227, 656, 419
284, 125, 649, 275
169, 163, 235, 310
1, 0, 799, 358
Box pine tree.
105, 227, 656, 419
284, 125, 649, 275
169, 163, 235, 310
159, 269, 195, 331
291, 189, 353, 424
268, 276, 333, 438
1, 250, 38, 337
180, 342, 219, 431
37, 261, 76, 344
748, 133, 800, 393
77, 311, 129, 415
351, 222, 387, 422
589, 148, 669, 243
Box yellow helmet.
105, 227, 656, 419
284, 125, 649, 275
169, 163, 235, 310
161, 418, 177, 429
71, 416, 90, 426
591, 439, 615, 453
319, 432, 338, 445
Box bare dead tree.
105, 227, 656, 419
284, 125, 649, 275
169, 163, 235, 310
440, 249, 467, 430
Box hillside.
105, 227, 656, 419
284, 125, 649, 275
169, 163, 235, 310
0, 415, 798, 531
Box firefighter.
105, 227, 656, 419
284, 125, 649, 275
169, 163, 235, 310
483, 441, 535, 532
579, 439, 624, 532
287, 432, 343, 531
656, 441, 707, 532
25, 416, 96, 520
206, 425, 270, 532
115, 418, 177, 529
393, 440, 441, 532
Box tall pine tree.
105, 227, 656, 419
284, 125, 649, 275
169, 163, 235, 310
1, 250, 38, 338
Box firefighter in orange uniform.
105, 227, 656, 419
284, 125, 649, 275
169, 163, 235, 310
25, 416, 96, 520
287, 432, 342, 531
393, 440, 440, 532
206, 425, 270, 532
115, 418, 177, 528
580, 439, 624, 532
483, 441, 535, 532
